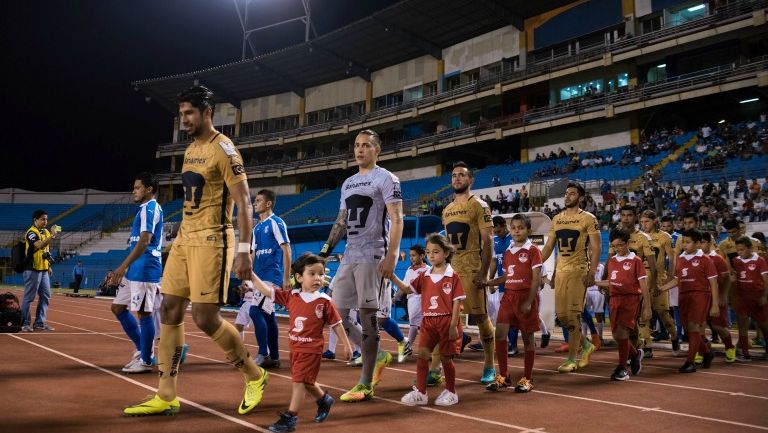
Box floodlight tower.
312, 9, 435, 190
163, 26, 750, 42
234, 0, 317, 60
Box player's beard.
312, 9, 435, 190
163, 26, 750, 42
453, 184, 469, 194
564, 198, 579, 208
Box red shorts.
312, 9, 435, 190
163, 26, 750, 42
419, 316, 457, 357
609, 294, 640, 333
497, 291, 540, 333
734, 294, 768, 323
679, 292, 712, 326
290, 352, 321, 384
708, 304, 730, 328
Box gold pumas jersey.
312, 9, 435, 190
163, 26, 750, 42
548, 209, 600, 272
647, 229, 672, 280
176, 132, 248, 248
442, 195, 492, 269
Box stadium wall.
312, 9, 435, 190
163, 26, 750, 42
212, 102, 238, 127
386, 155, 440, 182
241, 91, 301, 122
305, 76, 367, 113
442, 25, 520, 75
523, 117, 633, 155
0, 188, 131, 204
372, 55, 439, 98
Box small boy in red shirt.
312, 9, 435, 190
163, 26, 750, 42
596, 230, 651, 380
700, 232, 736, 362
658, 229, 719, 373
732, 236, 768, 361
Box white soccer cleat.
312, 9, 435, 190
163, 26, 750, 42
124, 350, 141, 369
122, 358, 153, 374
434, 389, 459, 406
400, 387, 428, 406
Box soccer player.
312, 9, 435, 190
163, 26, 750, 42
639, 210, 680, 355
249, 254, 353, 432
731, 236, 768, 361
700, 232, 736, 362
318, 129, 404, 402
124, 86, 267, 416
442, 161, 496, 384
658, 229, 720, 373
660, 215, 684, 342
250, 189, 292, 369
392, 234, 465, 406
483, 214, 541, 392
541, 183, 602, 373
111, 172, 164, 374
595, 230, 650, 381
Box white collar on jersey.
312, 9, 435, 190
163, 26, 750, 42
707, 250, 719, 257
507, 239, 533, 254
139, 198, 157, 208
425, 264, 454, 278
735, 252, 759, 263
680, 249, 704, 260
289, 288, 331, 303
613, 252, 637, 262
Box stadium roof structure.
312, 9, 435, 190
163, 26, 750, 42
132, 0, 573, 112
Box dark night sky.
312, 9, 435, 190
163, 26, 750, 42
2, 0, 395, 192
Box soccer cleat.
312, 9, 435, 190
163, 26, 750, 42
694, 353, 703, 365
255, 354, 266, 366
725, 347, 736, 363
268, 411, 297, 433
467, 343, 484, 352
577, 342, 596, 368
124, 395, 180, 416
485, 375, 511, 392
701, 351, 714, 369
643, 348, 654, 359
261, 357, 281, 369
630, 347, 644, 376
347, 351, 362, 366
179, 343, 189, 365
125, 350, 141, 369
434, 389, 459, 406
403, 340, 413, 358
322, 350, 336, 360
736, 353, 752, 362
554, 343, 570, 353
679, 361, 697, 373
557, 360, 578, 373
340, 383, 374, 402
372, 351, 393, 386
591, 334, 602, 350
671, 339, 681, 356
507, 346, 519, 356
400, 387, 428, 406
611, 365, 630, 381
426, 369, 444, 386
460, 333, 472, 353
21, 325, 34, 332
122, 359, 153, 374
480, 367, 497, 384
238, 367, 269, 415
33, 324, 55, 331
314, 393, 334, 423
541, 333, 551, 349
397, 338, 409, 363
514, 377, 534, 393
752, 337, 766, 347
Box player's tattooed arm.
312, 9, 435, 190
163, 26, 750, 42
320, 209, 347, 257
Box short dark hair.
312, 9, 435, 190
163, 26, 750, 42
723, 219, 739, 230
701, 231, 712, 242
752, 232, 766, 243
410, 244, 425, 255
683, 212, 699, 223
681, 229, 702, 242
135, 172, 158, 195
510, 213, 531, 230
640, 209, 657, 220
609, 229, 630, 243
660, 215, 674, 223
735, 236, 753, 248
32, 209, 47, 220
620, 205, 637, 215
425, 233, 455, 262
492, 215, 507, 227
257, 189, 276, 207
566, 182, 585, 197
357, 129, 381, 147
452, 161, 473, 178
177, 85, 215, 116
291, 253, 326, 287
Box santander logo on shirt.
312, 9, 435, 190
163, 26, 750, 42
610, 270, 618, 280
292, 316, 307, 332
428, 296, 439, 310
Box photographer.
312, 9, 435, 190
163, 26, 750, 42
21, 209, 60, 332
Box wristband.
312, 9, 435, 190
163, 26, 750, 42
237, 242, 251, 254
319, 243, 330, 258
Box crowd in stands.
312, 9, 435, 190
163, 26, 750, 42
680, 120, 767, 172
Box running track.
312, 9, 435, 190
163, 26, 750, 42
4, 290, 768, 433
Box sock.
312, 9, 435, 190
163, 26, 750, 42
562, 326, 570, 343
582, 308, 597, 335
139, 315, 155, 364
508, 327, 519, 347
340, 308, 363, 347
211, 320, 260, 380
539, 317, 548, 335
264, 311, 280, 360
381, 318, 404, 342
442, 360, 456, 393
157, 322, 184, 400
477, 317, 495, 368
328, 330, 338, 352
738, 335, 750, 356
495, 339, 508, 377
597, 322, 604, 340
116, 310, 141, 350
249, 305, 269, 356
358, 309, 379, 386
618, 338, 629, 366
660, 309, 677, 339
687, 332, 701, 362
524, 350, 535, 380
699, 337, 710, 354
408, 325, 419, 347
416, 357, 429, 393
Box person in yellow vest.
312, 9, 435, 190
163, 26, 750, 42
21, 209, 61, 332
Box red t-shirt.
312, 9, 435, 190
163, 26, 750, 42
410, 264, 466, 317
273, 288, 342, 354
733, 253, 768, 296
606, 253, 647, 296
675, 250, 718, 293
502, 240, 543, 292
708, 251, 730, 298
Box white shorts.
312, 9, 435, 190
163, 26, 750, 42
112, 278, 160, 313
669, 286, 679, 307
332, 263, 384, 310
235, 300, 253, 327
487, 290, 501, 325
585, 289, 605, 314
251, 283, 276, 314
376, 280, 392, 319
407, 295, 423, 327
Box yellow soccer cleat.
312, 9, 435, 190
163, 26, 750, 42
124, 395, 180, 416
694, 353, 703, 365
238, 367, 269, 415
578, 342, 596, 368
725, 347, 736, 363
340, 383, 374, 402
371, 351, 393, 387
557, 359, 578, 373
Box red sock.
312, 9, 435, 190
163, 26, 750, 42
617, 338, 629, 366
722, 333, 734, 349
687, 332, 701, 362
495, 340, 508, 377
442, 360, 456, 393
738, 335, 750, 356
628, 340, 638, 358
416, 357, 428, 393
699, 337, 710, 354
524, 350, 535, 380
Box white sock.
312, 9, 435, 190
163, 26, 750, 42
539, 317, 548, 335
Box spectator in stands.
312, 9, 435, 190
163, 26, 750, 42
701, 124, 712, 142
521, 192, 530, 212
749, 178, 762, 201
762, 177, 768, 197
72, 261, 84, 294
21, 209, 60, 332
755, 198, 767, 222
742, 198, 756, 221
718, 177, 730, 198
492, 174, 501, 187
734, 176, 748, 199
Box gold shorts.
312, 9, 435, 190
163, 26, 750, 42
454, 267, 486, 316
161, 243, 234, 304
554, 269, 588, 321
